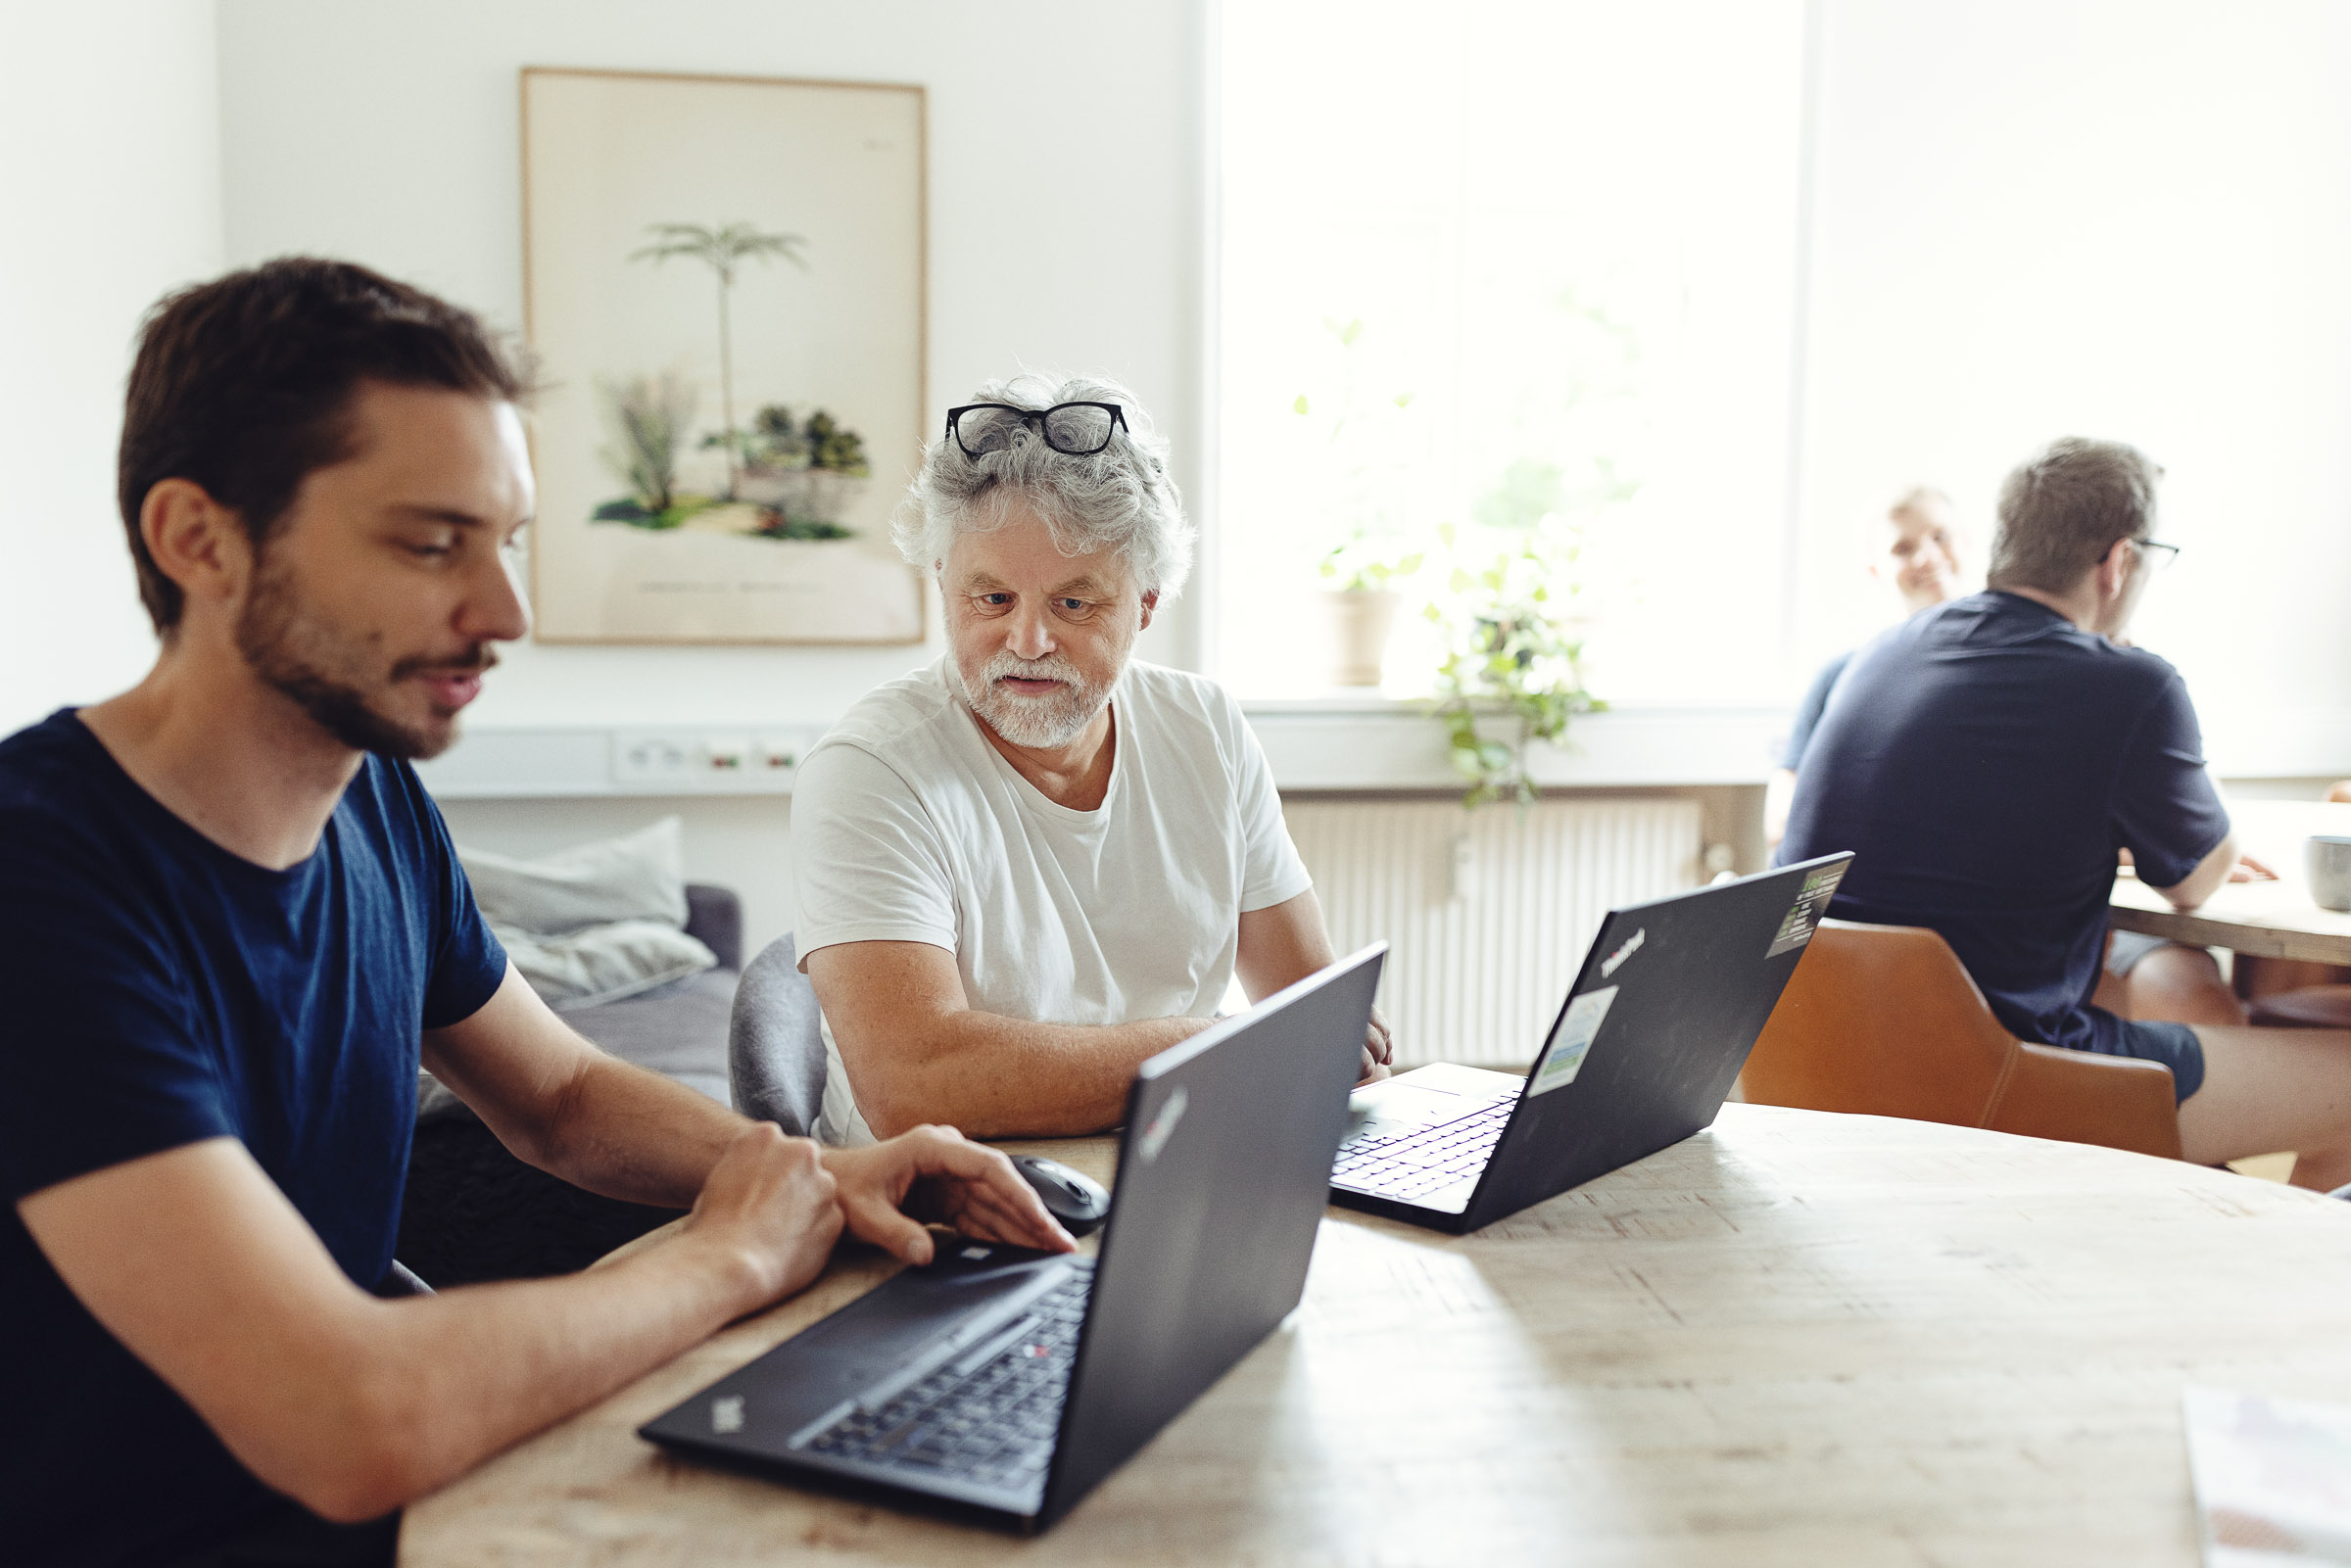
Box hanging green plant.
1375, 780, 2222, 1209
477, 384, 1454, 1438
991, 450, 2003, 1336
1426, 518, 1604, 807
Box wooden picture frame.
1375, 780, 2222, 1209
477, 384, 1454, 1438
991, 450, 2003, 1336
520, 67, 928, 645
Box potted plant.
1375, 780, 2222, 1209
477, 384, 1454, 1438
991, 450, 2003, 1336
1318, 530, 1423, 688
1293, 318, 1421, 688
1425, 510, 1605, 807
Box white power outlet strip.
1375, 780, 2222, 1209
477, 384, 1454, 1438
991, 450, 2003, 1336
610, 729, 822, 792
411, 727, 828, 798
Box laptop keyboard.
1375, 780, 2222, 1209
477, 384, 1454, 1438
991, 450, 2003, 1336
797, 1271, 1091, 1491
1332, 1097, 1517, 1201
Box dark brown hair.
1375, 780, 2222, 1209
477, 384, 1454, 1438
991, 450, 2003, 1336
117, 257, 531, 632
1986, 437, 2163, 596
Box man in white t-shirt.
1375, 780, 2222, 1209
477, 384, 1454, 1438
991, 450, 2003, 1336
793, 373, 1391, 1145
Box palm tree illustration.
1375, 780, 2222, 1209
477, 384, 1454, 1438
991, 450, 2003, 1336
629, 221, 807, 499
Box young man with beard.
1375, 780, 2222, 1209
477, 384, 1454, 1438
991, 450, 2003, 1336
792, 374, 1391, 1145
0, 261, 1070, 1568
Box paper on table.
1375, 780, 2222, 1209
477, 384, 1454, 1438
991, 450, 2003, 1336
2184, 1386, 2351, 1565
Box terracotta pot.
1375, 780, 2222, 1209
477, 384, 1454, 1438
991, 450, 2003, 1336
1321, 589, 1400, 688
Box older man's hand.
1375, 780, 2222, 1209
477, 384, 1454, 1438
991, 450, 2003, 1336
1358, 1004, 1395, 1085
821, 1126, 1077, 1265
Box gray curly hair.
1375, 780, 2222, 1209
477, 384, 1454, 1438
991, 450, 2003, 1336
891, 371, 1193, 598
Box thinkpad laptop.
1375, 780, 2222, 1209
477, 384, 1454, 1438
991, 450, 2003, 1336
1331, 854, 1851, 1234
640, 944, 1387, 1533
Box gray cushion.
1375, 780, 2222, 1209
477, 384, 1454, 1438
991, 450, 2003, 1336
460, 816, 690, 933
490, 918, 716, 1011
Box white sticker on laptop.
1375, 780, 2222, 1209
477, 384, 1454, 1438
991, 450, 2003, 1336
1766, 862, 1849, 958
1528, 985, 1618, 1097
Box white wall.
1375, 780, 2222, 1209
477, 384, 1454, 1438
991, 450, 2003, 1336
0, 0, 224, 733
207, 0, 1208, 954
1792, 0, 2351, 776
213, 0, 1208, 728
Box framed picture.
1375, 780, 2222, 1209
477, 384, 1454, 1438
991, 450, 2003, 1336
520, 68, 927, 644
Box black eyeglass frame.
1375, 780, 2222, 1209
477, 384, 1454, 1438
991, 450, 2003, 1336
2133, 537, 2182, 571
943, 401, 1130, 459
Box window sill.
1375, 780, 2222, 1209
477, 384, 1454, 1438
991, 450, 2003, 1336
1241, 702, 1790, 791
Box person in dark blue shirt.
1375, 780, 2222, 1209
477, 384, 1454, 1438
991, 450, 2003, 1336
1779, 436, 2351, 1190
0, 260, 1073, 1568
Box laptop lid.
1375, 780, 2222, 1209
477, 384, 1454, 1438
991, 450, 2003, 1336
637, 943, 1385, 1529
1458, 854, 1851, 1230
1036, 943, 1385, 1527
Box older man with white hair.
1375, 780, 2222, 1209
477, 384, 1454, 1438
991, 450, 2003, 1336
792, 374, 1390, 1144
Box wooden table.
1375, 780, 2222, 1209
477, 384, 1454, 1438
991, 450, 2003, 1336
2110, 799, 2351, 964
402, 1105, 2351, 1566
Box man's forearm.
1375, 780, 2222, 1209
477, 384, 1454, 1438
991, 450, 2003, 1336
529, 1053, 749, 1208
850, 1011, 1215, 1140
306, 1225, 762, 1519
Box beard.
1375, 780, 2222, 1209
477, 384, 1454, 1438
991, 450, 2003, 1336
954, 647, 1117, 749
235, 557, 492, 761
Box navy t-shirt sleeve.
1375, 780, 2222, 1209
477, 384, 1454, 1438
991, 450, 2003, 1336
0, 824, 232, 1202
387, 758, 508, 1029
1781, 650, 1853, 771
2109, 667, 2231, 889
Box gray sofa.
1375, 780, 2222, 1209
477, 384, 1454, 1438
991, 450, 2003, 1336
395, 884, 743, 1286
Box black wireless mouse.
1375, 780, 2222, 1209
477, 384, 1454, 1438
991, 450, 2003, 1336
1009, 1155, 1111, 1237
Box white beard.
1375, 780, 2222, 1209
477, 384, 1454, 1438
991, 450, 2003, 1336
955, 649, 1115, 749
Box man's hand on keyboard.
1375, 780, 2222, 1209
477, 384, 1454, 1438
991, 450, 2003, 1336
822, 1126, 1078, 1266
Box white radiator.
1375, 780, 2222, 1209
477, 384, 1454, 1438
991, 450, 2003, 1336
1282, 796, 1704, 1068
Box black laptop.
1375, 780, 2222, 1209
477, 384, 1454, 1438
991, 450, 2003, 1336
1331, 854, 1851, 1234
639, 943, 1387, 1532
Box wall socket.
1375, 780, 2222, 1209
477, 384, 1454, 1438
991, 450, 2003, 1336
608, 729, 822, 792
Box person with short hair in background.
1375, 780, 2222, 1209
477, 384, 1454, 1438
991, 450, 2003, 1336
792, 373, 1392, 1147
1777, 436, 2351, 1190
1765, 486, 1963, 846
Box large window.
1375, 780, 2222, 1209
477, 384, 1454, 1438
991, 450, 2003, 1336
1216, 1, 1808, 704
1217, 1, 2351, 775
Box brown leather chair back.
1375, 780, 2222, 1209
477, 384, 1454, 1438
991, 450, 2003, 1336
1745, 920, 2182, 1160
1746, 921, 2015, 1122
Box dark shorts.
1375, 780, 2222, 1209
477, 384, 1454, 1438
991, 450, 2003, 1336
2107, 1017, 2206, 1104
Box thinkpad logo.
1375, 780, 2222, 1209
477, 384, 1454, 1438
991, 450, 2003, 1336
1138, 1085, 1189, 1163
1600, 927, 1646, 978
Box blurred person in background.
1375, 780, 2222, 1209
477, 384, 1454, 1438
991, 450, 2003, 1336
1765, 487, 1964, 845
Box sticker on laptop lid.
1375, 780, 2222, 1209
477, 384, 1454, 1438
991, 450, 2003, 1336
1528, 985, 1618, 1097
1766, 862, 1849, 959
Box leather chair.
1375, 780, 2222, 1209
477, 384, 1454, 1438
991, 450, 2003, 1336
1742, 920, 2183, 1160
729, 932, 831, 1140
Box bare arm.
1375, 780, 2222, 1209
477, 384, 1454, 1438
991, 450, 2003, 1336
17, 1125, 839, 1523
420, 964, 742, 1207
2149, 828, 2240, 913
425, 963, 1076, 1252
808, 941, 1213, 1140
1236, 888, 1391, 1081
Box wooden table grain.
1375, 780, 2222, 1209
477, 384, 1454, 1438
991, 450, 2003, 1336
401, 1106, 2351, 1566
2109, 799, 2351, 965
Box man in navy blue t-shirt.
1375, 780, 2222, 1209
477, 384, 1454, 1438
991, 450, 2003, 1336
0, 261, 1073, 1568
1780, 436, 2351, 1188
